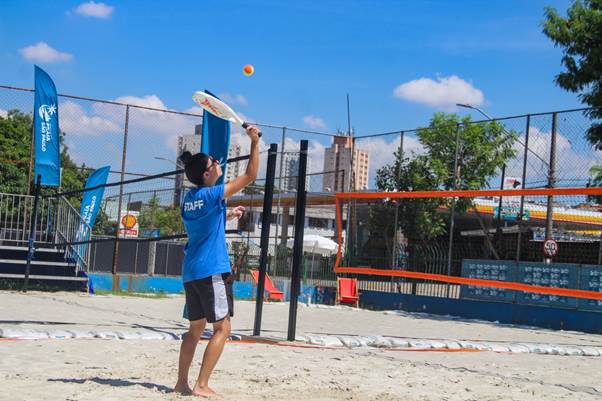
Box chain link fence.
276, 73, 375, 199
340, 109, 602, 297
2, 84, 602, 297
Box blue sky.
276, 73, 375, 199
0, 0, 589, 186
1, 0, 580, 131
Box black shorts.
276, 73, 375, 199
184, 273, 234, 323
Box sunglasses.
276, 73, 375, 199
204, 156, 219, 172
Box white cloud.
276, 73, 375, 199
88, 94, 203, 161
280, 136, 326, 173
227, 126, 330, 190
53, 94, 330, 183
19, 42, 73, 63
227, 126, 270, 180
303, 115, 326, 130
230, 132, 426, 191
504, 126, 602, 188
355, 134, 425, 188
75, 1, 114, 18
183, 106, 203, 115
113, 94, 166, 109
0, 109, 7, 118
58, 102, 123, 168
60, 101, 121, 136
308, 141, 326, 175
393, 75, 484, 111
353, 125, 600, 191
217, 93, 248, 107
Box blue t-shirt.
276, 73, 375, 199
181, 184, 230, 282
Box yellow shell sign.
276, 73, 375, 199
121, 214, 137, 230
118, 211, 139, 238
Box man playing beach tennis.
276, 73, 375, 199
174, 125, 260, 397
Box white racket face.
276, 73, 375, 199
192, 91, 243, 125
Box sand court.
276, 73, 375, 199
2, 291, 602, 400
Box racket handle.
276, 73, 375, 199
242, 122, 262, 138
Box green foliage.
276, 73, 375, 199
152, 207, 184, 235
588, 165, 602, 204
55, 134, 89, 208
0, 110, 33, 194
138, 193, 161, 231
373, 155, 446, 241
418, 113, 517, 191
0, 109, 88, 202
372, 113, 517, 242
543, 1, 602, 148
93, 209, 117, 236
138, 193, 184, 236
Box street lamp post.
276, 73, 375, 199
456, 104, 549, 168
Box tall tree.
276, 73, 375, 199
588, 165, 602, 204
0, 109, 89, 205
57, 135, 90, 209
543, 1, 602, 148
371, 113, 517, 251
137, 193, 184, 236
138, 192, 161, 232
0, 110, 32, 194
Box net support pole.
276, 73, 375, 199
22, 174, 42, 292
515, 114, 531, 262
253, 143, 278, 336
287, 140, 308, 342
112, 104, 130, 290
274, 127, 285, 240
544, 113, 557, 250
495, 164, 506, 247
446, 124, 461, 297
391, 131, 404, 291
27, 120, 35, 195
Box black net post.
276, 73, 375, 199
515, 115, 531, 262
545, 112, 558, 245
495, 164, 506, 246
253, 143, 278, 336
112, 104, 130, 289
22, 174, 42, 292
287, 140, 308, 341
445, 124, 461, 297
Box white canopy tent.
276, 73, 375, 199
286, 234, 341, 279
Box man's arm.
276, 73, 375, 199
224, 126, 260, 199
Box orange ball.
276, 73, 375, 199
243, 64, 254, 76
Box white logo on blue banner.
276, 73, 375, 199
38, 104, 56, 152
76, 166, 110, 245
33, 65, 61, 186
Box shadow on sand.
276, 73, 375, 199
48, 377, 173, 393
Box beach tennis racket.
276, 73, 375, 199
192, 91, 262, 137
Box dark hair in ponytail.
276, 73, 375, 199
178, 150, 210, 187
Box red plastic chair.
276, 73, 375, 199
337, 277, 359, 307
250, 270, 284, 301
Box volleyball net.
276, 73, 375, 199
334, 187, 602, 301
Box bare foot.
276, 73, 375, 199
174, 381, 192, 395
192, 385, 223, 398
